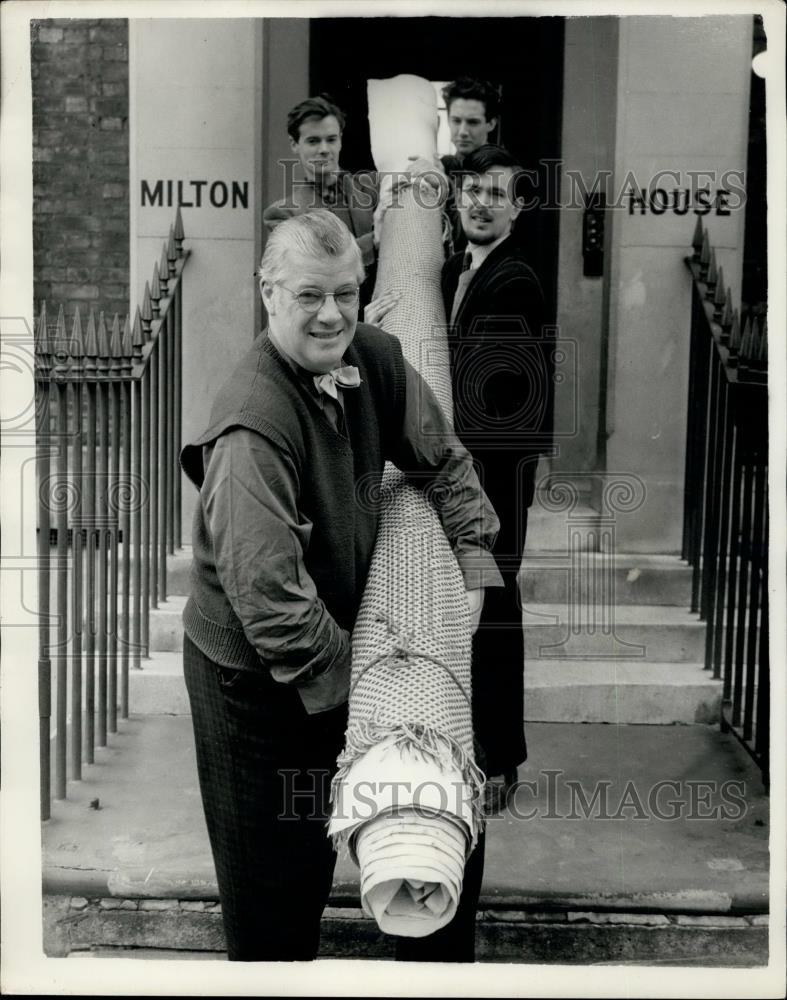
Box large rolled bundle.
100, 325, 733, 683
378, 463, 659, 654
328, 75, 485, 938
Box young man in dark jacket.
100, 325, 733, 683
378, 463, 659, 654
442, 144, 554, 808
440, 78, 501, 255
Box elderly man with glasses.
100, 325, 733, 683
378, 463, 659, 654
179, 209, 502, 962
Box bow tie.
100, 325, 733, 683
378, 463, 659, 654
313, 365, 362, 400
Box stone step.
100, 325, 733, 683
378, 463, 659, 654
526, 502, 601, 552
159, 548, 192, 595
519, 553, 692, 606
525, 660, 721, 724
45, 897, 767, 965
128, 650, 722, 725
163, 550, 693, 608
129, 651, 189, 715
148, 595, 188, 652
522, 603, 705, 662
149, 599, 706, 662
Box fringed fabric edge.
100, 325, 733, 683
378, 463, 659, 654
329, 717, 486, 851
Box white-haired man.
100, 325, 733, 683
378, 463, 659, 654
180, 209, 502, 962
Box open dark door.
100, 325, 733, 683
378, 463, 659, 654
309, 15, 565, 325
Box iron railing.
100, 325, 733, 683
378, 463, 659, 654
36, 211, 188, 819
682, 219, 768, 783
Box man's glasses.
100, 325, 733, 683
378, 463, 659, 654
275, 281, 360, 313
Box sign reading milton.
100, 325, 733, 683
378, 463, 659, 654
141, 179, 249, 209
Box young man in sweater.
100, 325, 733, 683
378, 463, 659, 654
263, 95, 379, 291
180, 209, 502, 962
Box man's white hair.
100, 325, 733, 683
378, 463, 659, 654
259, 209, 364, 285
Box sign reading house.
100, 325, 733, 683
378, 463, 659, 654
141, 179, 249, 209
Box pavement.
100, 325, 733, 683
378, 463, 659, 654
42, 717, 769, 915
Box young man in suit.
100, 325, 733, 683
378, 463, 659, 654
442, 143, 554, 808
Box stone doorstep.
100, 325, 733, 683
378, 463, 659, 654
147, 600, 707, 661
519, 553, 693, 606
128, 653, 723, 725
43, 865, 770, 920
525, 660, 722, 724
165, 550, 694, 606
43, 895, 770, 964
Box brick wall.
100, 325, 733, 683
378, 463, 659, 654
32, 19, 130, 324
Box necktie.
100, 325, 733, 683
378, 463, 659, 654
451, 256, 477, 325
313, 364, 362, 401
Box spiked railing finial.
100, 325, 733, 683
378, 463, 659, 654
35, 301, 50, 377
720, 288, 734, 341
150, 261, 162, 317
96, 311, 111, 373
131, 307, 144, 363
52, 305, 71, 382
174, 206, 185, 256
691, 217, 704, 259
159, 244, 170, 293
739, 315, 754, 360
727, 309, 741, 368
706, 249, 717, 291
166, 226, 177, 277
68, 307, 84, 377
83, 311, 98, 377
713, 265, 726, 309
699, 230, 711, 279
141, 282, 153, 340
109, 313, 123, 372
121, 313, 134, 368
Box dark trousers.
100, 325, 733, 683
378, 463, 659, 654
184, 633, 484, 961
471, 453, 537, 774
393, 831, 485, 962
184, 633, 346, 961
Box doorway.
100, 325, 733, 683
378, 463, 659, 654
309, 15, 565, 327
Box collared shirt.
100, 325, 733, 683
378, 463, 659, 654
200, 334, 503, 713
467, 232, 510, 271
268, 329, 349, 433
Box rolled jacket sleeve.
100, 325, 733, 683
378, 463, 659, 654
389, 358, 504, 592
201, 429, 351, 714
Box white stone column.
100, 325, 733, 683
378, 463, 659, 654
129, 18, 263, 528
602, 15, 751, 552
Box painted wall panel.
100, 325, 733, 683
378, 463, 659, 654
130, 18, 262, 529
604, 15, 751, 552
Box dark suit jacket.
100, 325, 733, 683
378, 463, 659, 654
443, 236, 552, 777
442, 236, 554, 459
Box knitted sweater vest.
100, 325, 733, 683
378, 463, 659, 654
180, 323, 407, 670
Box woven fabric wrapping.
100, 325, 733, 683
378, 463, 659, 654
329, 76, 485, 936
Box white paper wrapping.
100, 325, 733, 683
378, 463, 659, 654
367, 74, 440, 175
